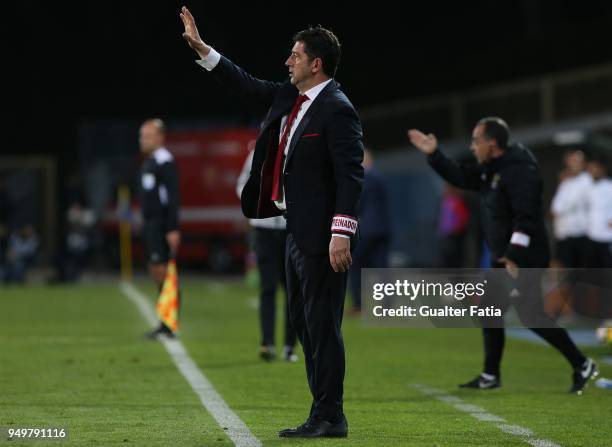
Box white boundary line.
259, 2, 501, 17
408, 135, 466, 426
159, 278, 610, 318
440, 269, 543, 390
411, 384, 562, 447
120, 282, 261, 447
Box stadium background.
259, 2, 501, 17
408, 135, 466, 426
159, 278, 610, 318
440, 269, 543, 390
1, 2, 612, 446
3, 1, 612, 270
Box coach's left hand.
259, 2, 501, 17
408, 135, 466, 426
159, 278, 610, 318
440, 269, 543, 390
330, 236, 352, 273
498, 256, 519, 279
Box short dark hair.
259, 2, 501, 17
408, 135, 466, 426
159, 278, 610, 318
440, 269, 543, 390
478, 117, 510, 150
293, 25, 341, 77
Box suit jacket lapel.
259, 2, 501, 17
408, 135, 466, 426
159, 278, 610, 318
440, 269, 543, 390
285, 80, 337, 165
261, 83, 297, 132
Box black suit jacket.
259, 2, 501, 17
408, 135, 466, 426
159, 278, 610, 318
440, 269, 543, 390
427, 143, 550, 267
210, 55, 364, 255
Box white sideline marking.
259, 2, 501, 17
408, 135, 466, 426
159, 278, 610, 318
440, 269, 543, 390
120, 282, 261, 447
527, 439, 566, 447
411, 384, 562, 447
472, 412, 505, 422
498, 424, 534, 437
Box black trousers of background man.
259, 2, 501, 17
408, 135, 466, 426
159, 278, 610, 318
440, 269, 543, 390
349, 234, 389, 309
555, 236, 588, 268
286, 233, 347, 423
480, 267, 586, 377
585, 239, 612, 269
254, 227, 296, 348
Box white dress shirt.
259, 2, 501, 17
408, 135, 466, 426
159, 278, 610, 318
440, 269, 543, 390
551, 172, 592, 239
273, 79, 332, 211
236, 150, 286, 230
586, 177, 612, 242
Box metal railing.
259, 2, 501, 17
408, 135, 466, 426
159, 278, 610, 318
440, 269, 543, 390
361, 63, 612, 150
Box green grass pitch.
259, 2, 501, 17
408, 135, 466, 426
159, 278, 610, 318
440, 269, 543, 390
1, 279, 611, 446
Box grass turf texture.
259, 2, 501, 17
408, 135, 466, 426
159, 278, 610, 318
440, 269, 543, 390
1, 280, 611, 446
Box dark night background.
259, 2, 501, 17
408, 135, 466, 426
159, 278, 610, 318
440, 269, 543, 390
4, 0, 612, 170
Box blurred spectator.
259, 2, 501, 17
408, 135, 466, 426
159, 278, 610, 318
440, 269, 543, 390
3, 225, 39, 283
237, 149, 297, 362
348, 149, 391, 314
585, 154, 612, 268
0, 180, 10, 278
438, 183, 470, 267
50, 201, 96, 283
550, 149, 591, 268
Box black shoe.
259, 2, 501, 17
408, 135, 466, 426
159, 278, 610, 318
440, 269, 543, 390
570, 358, 599, 395
278, 417, 348, 438
459, 373, 501, 390
259, 345, 276, 362
145, 324, 175, 340
277, 420, 310, 438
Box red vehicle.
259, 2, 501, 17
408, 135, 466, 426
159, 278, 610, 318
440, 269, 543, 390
103, 127, 258, 272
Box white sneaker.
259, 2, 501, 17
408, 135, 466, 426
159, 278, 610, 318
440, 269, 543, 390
283, 346, 298, 362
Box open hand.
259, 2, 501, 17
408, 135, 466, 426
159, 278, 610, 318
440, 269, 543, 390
180, 6, 210, 58
407, 129, 438, 155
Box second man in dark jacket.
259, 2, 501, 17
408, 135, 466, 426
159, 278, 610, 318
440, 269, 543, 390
409, 117, 597, 394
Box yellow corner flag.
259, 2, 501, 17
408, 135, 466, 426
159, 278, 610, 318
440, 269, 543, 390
156, 259, 180, 333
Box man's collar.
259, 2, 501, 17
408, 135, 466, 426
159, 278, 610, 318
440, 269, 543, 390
151, 147, 173, 164
302, 79, 333, 101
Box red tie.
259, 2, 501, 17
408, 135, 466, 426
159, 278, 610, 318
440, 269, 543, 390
271, 94, 309, 201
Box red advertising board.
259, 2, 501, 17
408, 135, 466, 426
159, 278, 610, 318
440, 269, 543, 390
104, 127, 258, 271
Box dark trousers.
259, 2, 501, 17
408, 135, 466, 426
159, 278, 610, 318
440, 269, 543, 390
555, 236, 588, 268
286, 232, 347, 423
581, 239, 612, 319
440, 233, 466, 268
254, 227, 296, 348
348, 234, 389, 309
585, 239, 612, 268
480, 268, 585, 377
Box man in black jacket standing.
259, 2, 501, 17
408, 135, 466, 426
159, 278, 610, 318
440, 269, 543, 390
409, 117, 598, 394
139, 118, 181, 339
181, 7, 363, 437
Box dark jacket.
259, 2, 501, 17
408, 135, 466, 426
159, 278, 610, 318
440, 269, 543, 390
359, 167, 391, 239
209, 56, 364, 256
428, 143, 550, 267
140, 148, 180, 232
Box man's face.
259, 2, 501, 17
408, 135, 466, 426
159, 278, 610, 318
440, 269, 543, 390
285, 41, 315, 89
587, 161, 606, 180
565, 151, 585, 175
470, 124, 495, 164
139, 122, 164, 154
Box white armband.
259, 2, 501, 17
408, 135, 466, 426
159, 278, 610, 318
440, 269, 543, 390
331, 214, 358, 236
510, 231, 530, 247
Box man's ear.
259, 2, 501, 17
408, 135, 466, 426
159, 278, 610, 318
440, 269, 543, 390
311, 57, 323, 74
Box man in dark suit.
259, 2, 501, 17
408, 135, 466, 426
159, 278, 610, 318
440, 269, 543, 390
181, 7, 364, 438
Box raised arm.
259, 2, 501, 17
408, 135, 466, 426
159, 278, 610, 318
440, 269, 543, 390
180, 6, 281, 110
408, 129, 482, 191
180, 6, 211, 59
